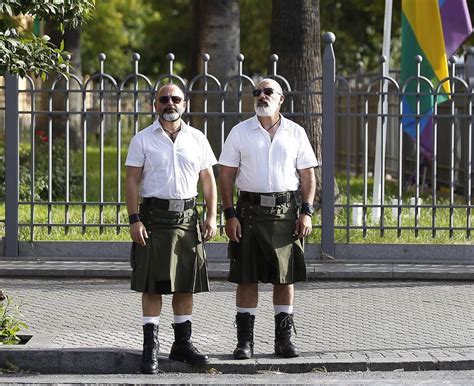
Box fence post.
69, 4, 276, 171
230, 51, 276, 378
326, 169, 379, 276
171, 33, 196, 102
4, 72, 19, 257
321, 32, 336, 257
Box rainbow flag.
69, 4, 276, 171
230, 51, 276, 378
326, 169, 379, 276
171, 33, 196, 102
401, 0, 472, 160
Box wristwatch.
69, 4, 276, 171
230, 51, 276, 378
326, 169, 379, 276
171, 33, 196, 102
300, 203, 314, 217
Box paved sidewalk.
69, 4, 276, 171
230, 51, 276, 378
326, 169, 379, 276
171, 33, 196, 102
1, 278, 473, 374
1, 260, 474, 279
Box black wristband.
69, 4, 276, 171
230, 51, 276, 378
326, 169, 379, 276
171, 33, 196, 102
129, 213, 141, 224
223, 207, 237, 221
300, 203, 314, 217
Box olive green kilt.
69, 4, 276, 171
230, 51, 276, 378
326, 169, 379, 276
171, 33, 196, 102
130, 205, 209, 294
227, 198, 307, 284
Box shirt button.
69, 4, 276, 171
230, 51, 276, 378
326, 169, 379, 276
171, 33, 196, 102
250, 206, 253, 209
249, 225, 253, 229
249, 216, 252, 219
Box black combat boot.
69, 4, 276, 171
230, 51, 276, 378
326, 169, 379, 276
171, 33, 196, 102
233, 312, 255, 359
169, 321, 209, 364
141, 323, 159, 374
274, 312, 299, 358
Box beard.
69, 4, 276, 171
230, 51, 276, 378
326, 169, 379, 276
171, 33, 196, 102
255, 100, 279, 117
160, 107, 183, 122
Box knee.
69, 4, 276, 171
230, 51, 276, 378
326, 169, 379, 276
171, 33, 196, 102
273, 284, 293, 296
238, 283, 258, 295
143, 292, 162, 302
172, 293, 193, 305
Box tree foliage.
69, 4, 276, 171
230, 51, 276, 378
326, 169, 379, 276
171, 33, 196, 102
81, 0, 273, 79
141, 0, 191, 79
81, 0, 191, 79
320, 0, 402, 74
81, 0, 151, 79
0, 0, 95, 78
240, 0, 272, 76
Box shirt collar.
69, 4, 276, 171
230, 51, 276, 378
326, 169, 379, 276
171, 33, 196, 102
153, 118, 188, 133
252, 114, 288, 131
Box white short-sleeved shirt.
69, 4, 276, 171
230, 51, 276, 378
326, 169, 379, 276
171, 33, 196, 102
218, 115, 318, 193
125, 119, 217, 199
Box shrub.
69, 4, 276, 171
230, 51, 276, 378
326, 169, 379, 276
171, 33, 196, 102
0, 133, 82, 202
0, 289, 28, 345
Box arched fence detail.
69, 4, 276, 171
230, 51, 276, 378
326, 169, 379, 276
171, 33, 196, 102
1, 33, 473, 262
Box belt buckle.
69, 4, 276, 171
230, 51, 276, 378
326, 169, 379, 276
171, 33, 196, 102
260, 195, 276, 207
168, 199, 185, 212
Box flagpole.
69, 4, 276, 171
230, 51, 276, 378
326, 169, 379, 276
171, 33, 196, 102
372, 0, 392, 223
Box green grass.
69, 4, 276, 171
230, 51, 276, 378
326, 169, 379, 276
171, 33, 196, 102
305, 174, 473, 244
1, 151, 472, 243
75, 146, 128, 202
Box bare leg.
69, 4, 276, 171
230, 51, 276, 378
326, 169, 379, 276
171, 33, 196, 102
172, 293, 193, 315
142, 293, 162, 316
273, 284, 294, 305
236, 283, 258, 308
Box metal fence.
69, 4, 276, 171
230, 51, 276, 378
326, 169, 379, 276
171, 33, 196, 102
1, 33, 474, 260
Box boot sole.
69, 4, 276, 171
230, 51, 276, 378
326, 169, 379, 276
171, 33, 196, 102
168, 354, 210, 365
140, 366, 159, 374
233, 354, 253, 360
233, 348, 253, 360
275, 352, 299, 358
233, 353, 253, 360
274, 347, 300, 358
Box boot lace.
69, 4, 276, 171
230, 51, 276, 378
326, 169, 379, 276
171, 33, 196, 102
184, 340, 201, 354
234, 315, 253, 341
278, 314, 297, 336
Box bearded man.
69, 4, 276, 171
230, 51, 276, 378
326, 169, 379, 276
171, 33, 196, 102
218, 78, 318, 359
125, 83, 217, 373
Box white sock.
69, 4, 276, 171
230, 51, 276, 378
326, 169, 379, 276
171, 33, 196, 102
143, 316, 160, 325
173, 314, 192, 324
236, 307, 257, 316
274, 305, 293, 315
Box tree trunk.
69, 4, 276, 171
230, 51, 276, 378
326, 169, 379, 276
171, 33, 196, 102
40, 23, 83, 150
188, 0, 240, 157
270, 0, 338, 204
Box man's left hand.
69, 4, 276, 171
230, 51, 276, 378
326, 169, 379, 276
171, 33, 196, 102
201, 217, 217, 241
294, 214, 312, 239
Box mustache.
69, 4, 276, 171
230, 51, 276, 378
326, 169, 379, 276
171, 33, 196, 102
164, 107, 178, 113
257, 101, 268, 107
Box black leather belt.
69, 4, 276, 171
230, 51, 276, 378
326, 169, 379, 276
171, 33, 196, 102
239, 191, 295, 207
142, 197, 196, 211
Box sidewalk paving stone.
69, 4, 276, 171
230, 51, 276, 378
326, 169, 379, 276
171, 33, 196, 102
0, 278, 473, 374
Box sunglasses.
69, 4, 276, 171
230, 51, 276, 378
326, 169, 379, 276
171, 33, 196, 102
252, 87, 281, 97
158, 95, 183, 104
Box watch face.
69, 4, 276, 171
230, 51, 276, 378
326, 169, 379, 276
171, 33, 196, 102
302, 203, 314, 215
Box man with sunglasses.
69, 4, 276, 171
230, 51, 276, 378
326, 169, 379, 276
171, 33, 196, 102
219, 78, 317, 359
125, 83, 217, 374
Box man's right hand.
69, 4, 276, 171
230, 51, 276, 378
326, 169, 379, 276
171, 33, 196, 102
130, 222, 148, 246
225, 217, 242, 242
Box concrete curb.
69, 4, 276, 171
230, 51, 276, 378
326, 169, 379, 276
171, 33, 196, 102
1, 261, 474, 280
1, 348, 473, 374
10, 241, 474, 264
